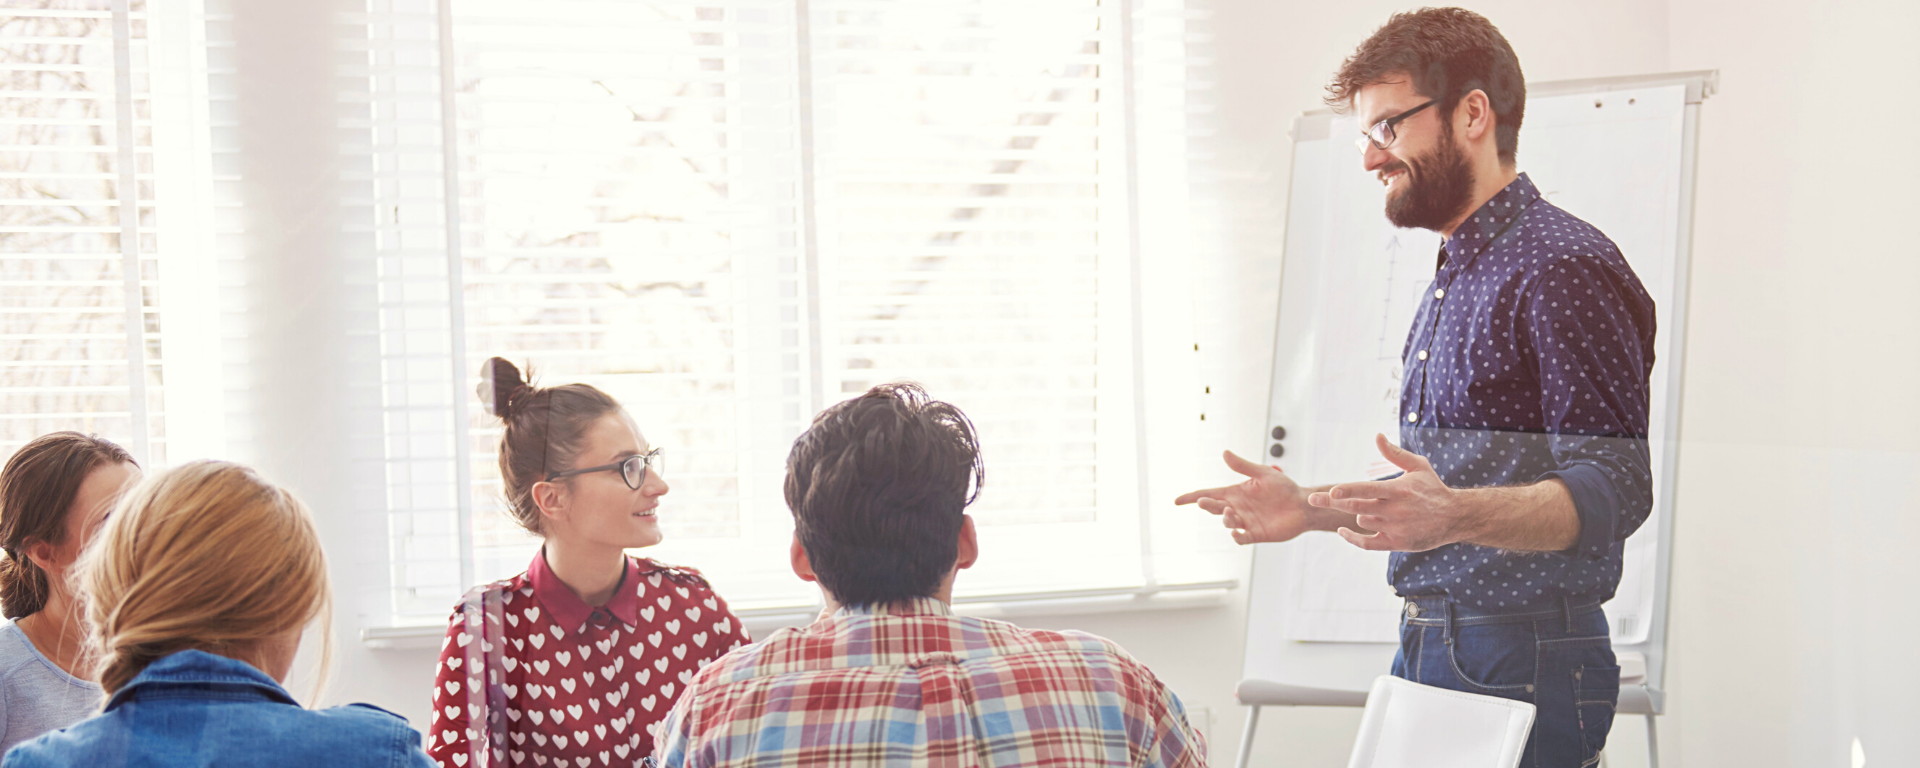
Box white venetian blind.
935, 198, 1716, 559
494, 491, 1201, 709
1, 0, 163, 466
807, 0, 1142, 597
360, 0, 471, 618
369, 0, 1233, 625
453, 0, 812, 612
365, 0, 815, 621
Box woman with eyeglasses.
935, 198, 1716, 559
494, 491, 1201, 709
426, 358, 750, 768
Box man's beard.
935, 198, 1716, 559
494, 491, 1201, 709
1383, 124, 1475, 232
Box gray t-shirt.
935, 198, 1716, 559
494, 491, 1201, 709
0, 620, 102, 755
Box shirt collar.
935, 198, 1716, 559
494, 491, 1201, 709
527, 547, 646, 635
106, 649, 296, 711
1442, 172, 1541, 270
831, 596, 954, 619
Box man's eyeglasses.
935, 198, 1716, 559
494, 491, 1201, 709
546, 448, 664, 490
1355, 99, 1436, 152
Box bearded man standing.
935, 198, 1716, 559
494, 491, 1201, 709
1177, 9, 1656, 765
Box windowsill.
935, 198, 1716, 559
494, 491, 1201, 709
360, 580, 1239, 650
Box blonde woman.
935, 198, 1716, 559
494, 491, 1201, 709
426, 359, 750, 768
2, 461, 434, 768
0, 433, 137, 752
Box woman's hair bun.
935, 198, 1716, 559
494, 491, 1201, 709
478, 357, 530, 419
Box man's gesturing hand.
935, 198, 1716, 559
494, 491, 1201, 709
1174, 450, 1317, 545
1310, 433, 1469, 552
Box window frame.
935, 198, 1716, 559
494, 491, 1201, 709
348, 0, 1236, 640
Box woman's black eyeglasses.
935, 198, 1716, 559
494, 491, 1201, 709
1356, 99, 1436, 152
546, 448, 664, 490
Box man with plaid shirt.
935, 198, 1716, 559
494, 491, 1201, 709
651, 383, 1207, 768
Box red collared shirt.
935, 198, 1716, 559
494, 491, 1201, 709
428, 551, 750, 768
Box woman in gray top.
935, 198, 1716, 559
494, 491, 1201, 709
0, 433, 138, 753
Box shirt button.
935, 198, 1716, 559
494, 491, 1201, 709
1406, 412, 1418, 423
1434, 288, 1446, 299
1417, 350, 1429, 361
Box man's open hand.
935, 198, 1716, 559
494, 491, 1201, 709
1174, 450, 1318, 545
1310, 433, 1469, 552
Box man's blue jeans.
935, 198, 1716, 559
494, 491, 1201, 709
1391, 595, 1621, 768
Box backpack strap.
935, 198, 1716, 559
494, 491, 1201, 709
483, 585, 509, 756
461, 583, 511, 767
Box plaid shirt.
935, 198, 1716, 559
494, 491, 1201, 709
651, 597, 1206, 768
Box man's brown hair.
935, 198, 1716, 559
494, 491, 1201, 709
1327, 7, 1526, 165
784, 382, 983, 607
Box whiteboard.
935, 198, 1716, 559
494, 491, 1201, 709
1245, 72, 1712, 710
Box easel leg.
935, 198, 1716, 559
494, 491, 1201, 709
1235, 706, 1261, 768
1644, 714, 1660, 768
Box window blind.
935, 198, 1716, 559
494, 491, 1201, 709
454, 0, 812, 612
1, 0, 163, 466
362, 0, 815, 620
360, 0, 472, 618
2, 0, 1231, 629
368, 0, 1232, 625
807, 0, 1140, 597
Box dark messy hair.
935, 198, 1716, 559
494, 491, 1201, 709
478, 357, 623, 535
1, 432, 136, 619
1326, 7, 1526, 165
784, 382, 984, 607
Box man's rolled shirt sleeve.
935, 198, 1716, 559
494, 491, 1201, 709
1518, 253, 1656, 561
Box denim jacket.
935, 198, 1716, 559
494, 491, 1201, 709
1, 650, 434, 768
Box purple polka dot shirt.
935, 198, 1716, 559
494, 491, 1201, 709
1392, 173, 1656, 612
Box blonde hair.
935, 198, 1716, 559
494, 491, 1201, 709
75, 460, 333, 696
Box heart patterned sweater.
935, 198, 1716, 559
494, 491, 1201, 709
427, 551, 750, 768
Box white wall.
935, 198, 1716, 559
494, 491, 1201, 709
1660, 1, 1920, 765
285, 2, 1920, 767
